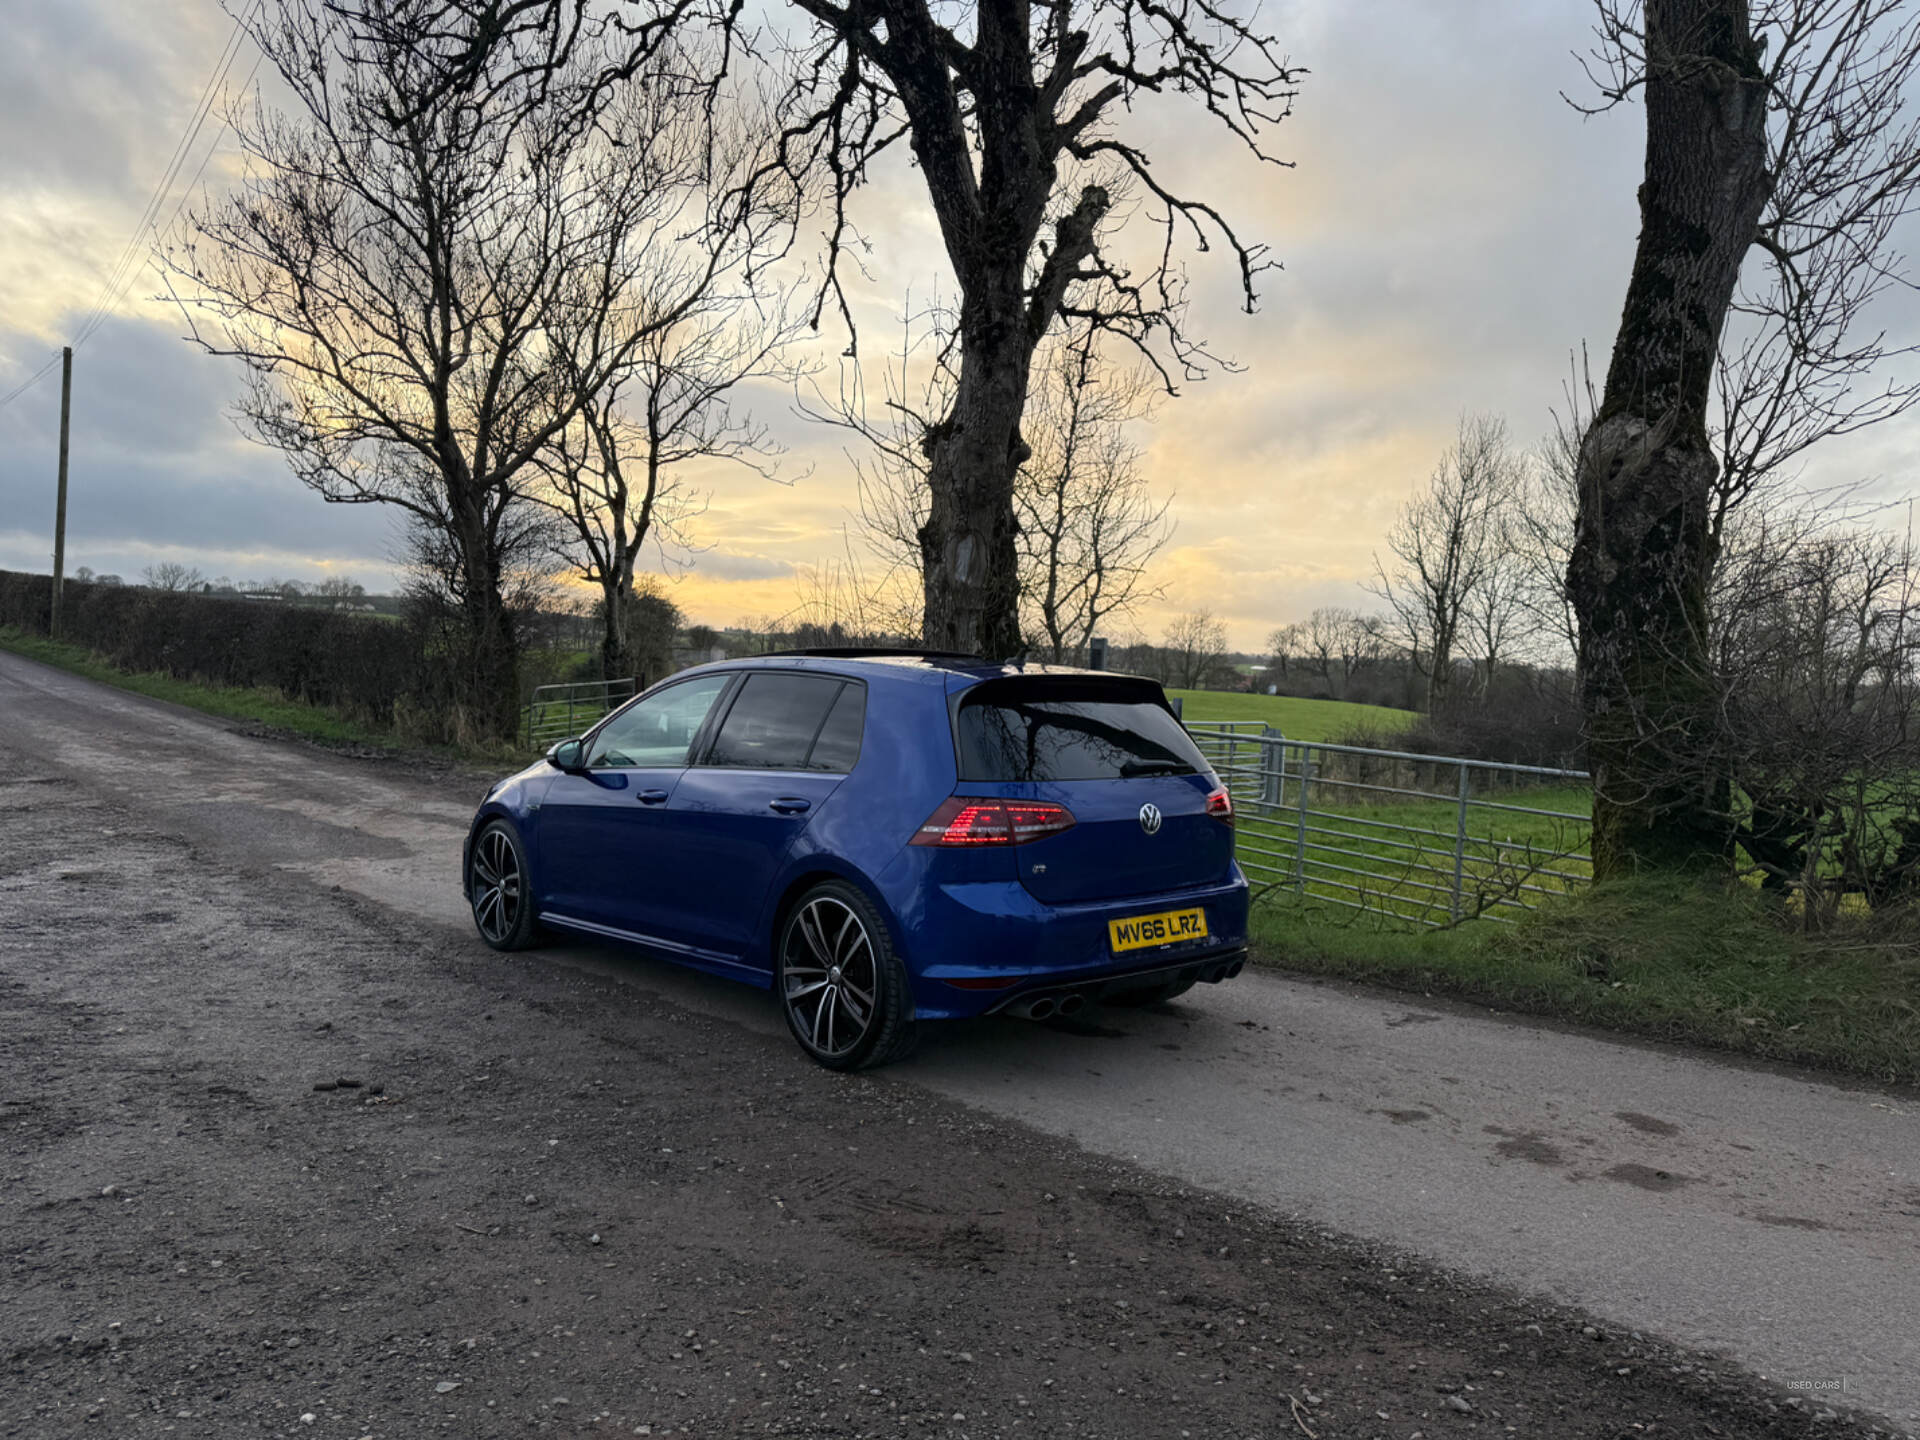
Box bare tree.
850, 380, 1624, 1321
719, 0, 1300, 656
1162, 609, 1229, 690
1337, 612, 1395, 696
142, 563, 206, 592
1293, 609, 1339, 695
538, 303, 806, 681
786, 544, 914, 648
312, 576, 367, 602
377, 2, 1305, 657
1369, 414, 1523, 714
168, 9, 778, 739
1570, 0, 1920, 876
1263, 623, 1298, 689
529, 74, 808, 683
1720, 525, 1920, 916
1466, 537, 1531, 694
1016, 334, 1174, 662
838, 315, 1172, 658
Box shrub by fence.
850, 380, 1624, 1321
0, 569, 420, 724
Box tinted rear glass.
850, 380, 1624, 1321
707, 674, 844, 770
955, 680, 1208, 782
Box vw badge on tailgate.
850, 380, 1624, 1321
1138, 802, 1163, 835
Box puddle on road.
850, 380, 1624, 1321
1386, 1011, 1443, 1028
1602, 1162, 1697, 1193
1484, 1125, 1567, 1166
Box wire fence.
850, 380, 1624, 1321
521, 677, 637, 750
1188, 723, 1593, 928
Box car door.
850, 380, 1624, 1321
534, 672, 735, 939
662, 673, 867, 963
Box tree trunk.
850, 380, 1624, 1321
600, 580, 636, 685
920, 291, 1030, 658
1569, 0, 1770, 879
459, 554, 520, 743
1427, 642, 1452, 714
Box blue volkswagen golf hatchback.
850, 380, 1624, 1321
464, 651, 1249, 1069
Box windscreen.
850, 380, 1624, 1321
955, 678, 1210, 782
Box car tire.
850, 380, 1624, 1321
1104, 974, 1197, 1008
468, 819, 540, 952
776, 880, 918, 1071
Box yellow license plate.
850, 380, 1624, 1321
1108, 907, 1208, 953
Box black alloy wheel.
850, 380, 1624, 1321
469, 820, 539, 951
777, 881, 917, 1070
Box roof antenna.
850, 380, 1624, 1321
998, 644, 1030, 670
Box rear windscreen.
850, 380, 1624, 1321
955, 679, 1210, 782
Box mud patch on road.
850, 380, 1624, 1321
1752, 1213, 1832, 1231
1485, 1124, 1567, 1166
1374, 1108, 1431, 1125
1604, 1162, 1698, 1193
1616, 1110, 1682, 1137
182, 800, 413, 859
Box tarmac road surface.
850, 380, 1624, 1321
4, 646, 1915, 1432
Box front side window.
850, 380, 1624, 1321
586, 674, 731, 769
706, 673, 859, 771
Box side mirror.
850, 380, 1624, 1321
546, 738, 588, 774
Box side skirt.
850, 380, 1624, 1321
537, 911, 772, 989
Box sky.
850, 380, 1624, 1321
1, 0, 1916, 652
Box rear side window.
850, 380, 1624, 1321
955, 678, 1208, 782
706, 674, 866, 772
807, 683, 867, 773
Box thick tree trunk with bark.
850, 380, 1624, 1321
1570, 0, 1771, 878
600, 559, 639, 685
457, 535, 522, 743
919, 292, 1034, 658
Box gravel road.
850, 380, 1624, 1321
1, 648, 1912, 1438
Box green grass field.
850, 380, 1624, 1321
1230, 781, 1592, 927
1167, 688, 1418, 740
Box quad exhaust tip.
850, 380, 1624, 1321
1056, 994, 1086, 1018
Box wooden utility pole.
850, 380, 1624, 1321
50, 346, 71, 639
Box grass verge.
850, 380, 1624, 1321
0, 625, 512, 767
1251, 875, 1920, 1086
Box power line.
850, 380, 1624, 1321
72, 5, 262, 354
0, 5, 261, 416
0, 351, 64, 413
145, 49, 268, 283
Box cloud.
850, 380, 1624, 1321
0, 312, 401, 584
2, 0, 1915, 655
682, 549, 797, 582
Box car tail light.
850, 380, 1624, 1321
911, 797, 1076, 847
1205, 787, 1234, 824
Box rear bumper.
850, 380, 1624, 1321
893, 865, 1251, 1020
984, 949, 1248, 1016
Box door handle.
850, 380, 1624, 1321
769, 797, 812, 815
636, 789, 671, 805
